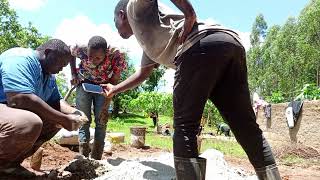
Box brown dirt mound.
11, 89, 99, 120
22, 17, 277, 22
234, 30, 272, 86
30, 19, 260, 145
47, 158, 109, 180
109, 144, 167, 159
0, 142, 165, 180
274, 144, 320, 159
22, 142, 77, 171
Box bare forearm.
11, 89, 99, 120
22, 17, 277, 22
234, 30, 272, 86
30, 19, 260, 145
70, 57, 77, 76
7, 93, 67, 125
59, 100, 79, 114
114, 65, 154, 94
170, 0, 196, 18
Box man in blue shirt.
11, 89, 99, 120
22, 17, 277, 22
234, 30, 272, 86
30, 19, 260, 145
0, 39, 88, 176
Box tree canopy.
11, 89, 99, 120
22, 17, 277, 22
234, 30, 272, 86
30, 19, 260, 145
247, 0, 320, 102
0, 0, 48, 53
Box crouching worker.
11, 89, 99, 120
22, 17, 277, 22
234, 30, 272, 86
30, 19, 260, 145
0, 39, 88, 176
217, 123, 231, 137
70, 36, 127, 160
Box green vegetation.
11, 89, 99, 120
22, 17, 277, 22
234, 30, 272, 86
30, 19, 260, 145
0, 0, 48, 53
129, 92, 173, 117
107, 113, 172, 150
248, 0, 320, 102
106, 113, 246, 158
281, 155, 305, 166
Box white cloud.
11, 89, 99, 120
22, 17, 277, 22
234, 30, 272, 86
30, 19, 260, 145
236, 31, 251, 51
53, 15, 142, 87
8, 0, 47, 11
54, 15, 142, 60
203, 18, 220, 25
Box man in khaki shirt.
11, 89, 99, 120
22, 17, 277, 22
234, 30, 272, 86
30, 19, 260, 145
104, 0, 281, 179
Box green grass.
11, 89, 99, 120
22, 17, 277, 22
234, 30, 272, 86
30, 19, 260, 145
96, 113, 246, 157
106, 113, 173, 150
281, 155, 305, 166
201, 139, 246, 158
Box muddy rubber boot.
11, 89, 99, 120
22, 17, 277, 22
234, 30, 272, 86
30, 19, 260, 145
255, 164, 281, 180
79, 142, 90, 157
90, 141, 104, 160
174, 156, 206, 180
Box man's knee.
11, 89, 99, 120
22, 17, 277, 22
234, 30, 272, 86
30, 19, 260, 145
0, 110, 43, 165
22, 112, 43, 139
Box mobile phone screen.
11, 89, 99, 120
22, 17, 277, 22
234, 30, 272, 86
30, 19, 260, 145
82, 83, 103, 94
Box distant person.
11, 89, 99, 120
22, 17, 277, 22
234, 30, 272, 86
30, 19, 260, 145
104, 0, 281, 179
216, 123, 231, 137
0, 39, 88, 176
70, 36, 127, 160
150, 112, 158, 127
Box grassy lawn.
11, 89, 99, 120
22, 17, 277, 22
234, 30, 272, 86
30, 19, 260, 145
104, 113, 246, 158
107, 113, 173, 150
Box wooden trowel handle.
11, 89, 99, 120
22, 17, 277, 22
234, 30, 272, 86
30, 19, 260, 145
63, 86, 77, 101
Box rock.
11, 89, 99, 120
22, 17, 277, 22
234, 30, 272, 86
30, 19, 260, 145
61, 171, 72, 178
48, 170, 59, 179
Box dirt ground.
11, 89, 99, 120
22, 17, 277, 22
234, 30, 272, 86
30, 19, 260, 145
1, 142, 320, 180
225, 155, 320, 180
0, 142, 166, 180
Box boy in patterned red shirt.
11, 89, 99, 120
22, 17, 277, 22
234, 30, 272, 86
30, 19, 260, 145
70, 36, 126, 160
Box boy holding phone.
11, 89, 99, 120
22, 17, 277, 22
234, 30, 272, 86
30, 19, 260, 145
70, 36, 126, 160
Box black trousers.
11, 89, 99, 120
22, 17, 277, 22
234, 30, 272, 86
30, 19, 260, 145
173, 32, 275, 169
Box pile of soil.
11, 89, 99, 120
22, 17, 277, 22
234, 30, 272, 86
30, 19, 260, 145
47, 157, 109, 179
22, 142, 77, 171
110, 144, 168, 159
1, 142, 165, 180
274, 144, 320, 159
2, 142, 320, 180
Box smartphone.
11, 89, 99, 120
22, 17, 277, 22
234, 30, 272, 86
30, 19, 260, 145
82, 83, 104, 94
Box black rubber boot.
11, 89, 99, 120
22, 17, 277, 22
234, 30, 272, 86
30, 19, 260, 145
255, 164, 281, 180
79, 142, 90, 157
90, 141, 104, 160
174, 156, 206, 180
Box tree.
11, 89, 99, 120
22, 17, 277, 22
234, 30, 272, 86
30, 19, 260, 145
128, 92, 172, 132
247, 14, 268, 94
129, 92, 173, 117
142, 66, 166, 92
0, 0, 48, 53
56, 73, 76, 105
250, 14, 268, 47
247, 1, 320, 103
202, 101, 223, 128
112, 57, 140, 116
298, 0, 320, 86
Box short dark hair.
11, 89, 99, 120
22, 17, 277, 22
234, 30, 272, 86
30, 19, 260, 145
88, 36, 108, 50
37, 39, 70, 55
114, 0, 129, 14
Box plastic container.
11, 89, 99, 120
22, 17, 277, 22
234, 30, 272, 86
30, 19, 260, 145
130, 127, 146, 148
107, 132, 125, 144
